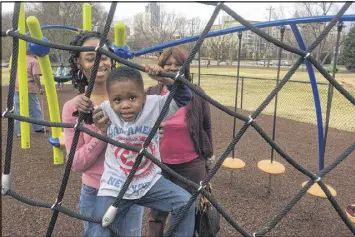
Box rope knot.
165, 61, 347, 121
197, 181, 206, 191
51, 199, 62, 210
138, 147, 146, 156
247, 115, 254, 125
6, 29, 13, 36
175, 72, 184, 81
2, 106, 15, 118
314, 176, 321, 183
95, 44, 101, 52
74, 119, 83, 130
1, 173, 11, 195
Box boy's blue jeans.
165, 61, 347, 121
92, 177, 195, 237
79, 184, 144, 237
14, 91, 45, 135
56, 82, 64, 88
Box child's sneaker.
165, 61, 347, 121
345, 204, 355, 223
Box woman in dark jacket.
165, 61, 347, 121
145, 47, 214, 236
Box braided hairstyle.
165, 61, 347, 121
69, 31, 114, 93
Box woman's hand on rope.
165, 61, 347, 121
75, 94, 93, 114
143, 64, 174, 86
93, 106, 111, 136
206, 155, 216, 171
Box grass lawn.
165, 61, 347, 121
2, 61, 354, 131
195, 74, 354, 131
191, 65, 355, 86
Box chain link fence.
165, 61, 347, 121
191, 73, 355, 132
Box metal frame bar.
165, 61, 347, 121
290, 23, 324, 172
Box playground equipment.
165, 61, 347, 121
113, 22, 126, 67
256, 26, 286, 194
257, 26, 286, 174
15, 3, 130, 163
13, 3, 84, 164
17, 3, 30, 149
128, 15, 355, 189
52, 3, 92, 151
299, 22, 344, 198
27, 16, 64, 164
83, 3, 92, 31
2, 2, 355, 236
222, 32, 245, 171
49, 12, 129, 151
49, 3, 92, 151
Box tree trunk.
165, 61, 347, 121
321, 51, 332, 65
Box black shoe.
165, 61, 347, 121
35, 129, 49, 133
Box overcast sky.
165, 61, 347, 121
2, 2, 355, 24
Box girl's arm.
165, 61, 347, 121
62, 100, 107, 172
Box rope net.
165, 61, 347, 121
2, 2, 355, 237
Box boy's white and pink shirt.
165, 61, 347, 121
98, 95, 179, 199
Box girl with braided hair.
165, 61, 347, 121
145, 47, 215, 236
68, 31, 112, 94
62, 31, 143, 236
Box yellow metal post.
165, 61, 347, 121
114, 22, 126, 67
83, 3, 92, 31
26, 16, 64, 165
18, 3, 30, 149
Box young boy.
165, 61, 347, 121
91, 66, 195, 236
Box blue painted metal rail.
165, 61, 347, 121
25, 25, 80, 35
291, 24, 325, 172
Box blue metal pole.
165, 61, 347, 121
25, 25, 80, 35
134, 15, 355, 56
290, 23, 325, 172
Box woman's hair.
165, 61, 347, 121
68, 31, 114, 93
158, 47, 191, 81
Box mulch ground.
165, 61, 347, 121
2, 85, 354, 237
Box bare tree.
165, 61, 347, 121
132, 5, 204, 53
1, 12, 13, 60
2, 3, 109, 64
204, 26, 238, 65
271, 3, 341, 63
294, 3, 338, 62
134, 8, 180, 46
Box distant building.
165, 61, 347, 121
145, 2, 160, 29
132, 3, 160, 36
